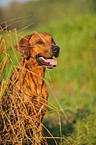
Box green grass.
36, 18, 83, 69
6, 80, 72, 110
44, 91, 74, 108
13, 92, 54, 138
1, 1, 96, 144
39, 14, 96, 144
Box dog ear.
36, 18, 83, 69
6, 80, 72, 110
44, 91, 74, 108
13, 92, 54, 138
15, 35, 32, 59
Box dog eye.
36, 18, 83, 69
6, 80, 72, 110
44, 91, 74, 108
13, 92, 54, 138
36, 41, 43, 44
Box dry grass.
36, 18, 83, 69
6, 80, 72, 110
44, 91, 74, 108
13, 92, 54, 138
0, 18, 71, 145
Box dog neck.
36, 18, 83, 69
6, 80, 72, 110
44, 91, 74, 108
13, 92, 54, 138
16, 56, 46, 99
17, 56, 45, 78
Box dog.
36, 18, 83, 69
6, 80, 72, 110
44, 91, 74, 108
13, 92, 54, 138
0, 32, 60, 144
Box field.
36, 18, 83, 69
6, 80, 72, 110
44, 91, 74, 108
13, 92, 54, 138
0, 0, 96, 144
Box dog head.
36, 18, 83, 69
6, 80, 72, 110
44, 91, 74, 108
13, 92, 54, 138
15, 32, 60, 68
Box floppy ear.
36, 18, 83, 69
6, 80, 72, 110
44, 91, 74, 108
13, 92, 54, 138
15, 35, 32, 59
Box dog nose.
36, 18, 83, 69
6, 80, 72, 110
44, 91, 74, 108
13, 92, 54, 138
52, 46, 60, 53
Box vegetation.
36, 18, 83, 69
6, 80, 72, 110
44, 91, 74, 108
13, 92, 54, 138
0, 0, 96, 144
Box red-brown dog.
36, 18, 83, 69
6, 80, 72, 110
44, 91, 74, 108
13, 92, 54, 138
0, 32, 60, 144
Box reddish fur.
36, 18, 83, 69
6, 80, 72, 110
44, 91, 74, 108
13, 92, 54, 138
0, 32, 59, 144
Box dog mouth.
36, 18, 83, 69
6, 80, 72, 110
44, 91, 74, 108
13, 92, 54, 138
36, 55, 57, 68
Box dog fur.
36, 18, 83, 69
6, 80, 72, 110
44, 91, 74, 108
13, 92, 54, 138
0, 32, 60, 144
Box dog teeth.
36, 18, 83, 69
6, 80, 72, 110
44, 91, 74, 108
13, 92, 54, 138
41, 57, 45, 61
39, 57, 45, 61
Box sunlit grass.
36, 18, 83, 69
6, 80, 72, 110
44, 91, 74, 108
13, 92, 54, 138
0, 19, 71, 144
0, 12, 96, 144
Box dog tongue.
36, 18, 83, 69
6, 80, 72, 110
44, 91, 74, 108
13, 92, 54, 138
44, 58, 57, 66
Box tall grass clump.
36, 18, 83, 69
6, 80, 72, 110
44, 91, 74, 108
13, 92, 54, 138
0, 19, 72, 145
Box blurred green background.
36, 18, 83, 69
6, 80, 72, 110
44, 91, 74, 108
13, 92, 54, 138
1, 0, 96, 144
